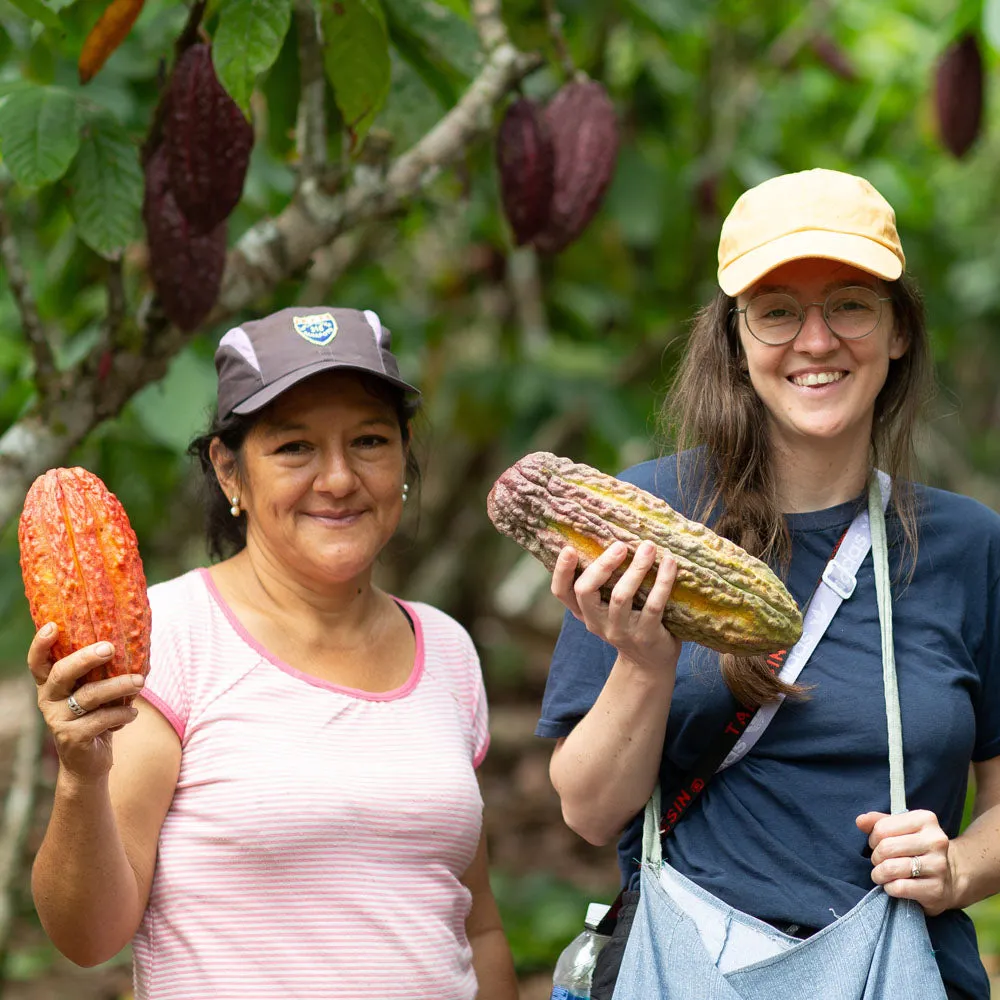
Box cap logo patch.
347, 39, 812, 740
292, 312, 338, 346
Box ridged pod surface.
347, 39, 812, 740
532, 81, 619, 255
143, 144, 227, 332
487, 452, 803, 655
496, 97, 554, 245
934, 34, 984, 159
164, 43, 254, 232
18, 467, 151, 696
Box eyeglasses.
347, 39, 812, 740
733, 285, 891, 346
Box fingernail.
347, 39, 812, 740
96, 642, 113, 657
131, 675, 145, 687
40, 623, 55, 637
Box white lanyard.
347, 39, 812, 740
717, 470, 892, 771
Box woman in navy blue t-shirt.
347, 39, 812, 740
538, 169, 1000, 999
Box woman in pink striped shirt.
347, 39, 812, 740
26, 306, 518, 1000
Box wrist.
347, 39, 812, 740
613, 651, 677, 688
945, 840, 974, 911
56, 766, 110, 799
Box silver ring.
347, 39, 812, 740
66, 693, 88, 717
910, 856, 922, 879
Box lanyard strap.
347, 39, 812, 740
718, 470, 891, 771
643, 472, 906, 868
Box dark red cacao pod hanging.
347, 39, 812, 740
164, 43, 254, 232
933, 34, 984, 159
496, 97, 554, 245
532, 80, 620, 255
143, 145, 227, 332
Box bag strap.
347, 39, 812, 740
641, 472, 907, 869
870, 474, 906, 814
718, 469, 891, 770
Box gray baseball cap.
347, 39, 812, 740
214, 306, 420, 420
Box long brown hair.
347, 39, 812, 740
659, 275, 934, 707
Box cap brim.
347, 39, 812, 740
718, 230, 903, 297
231, 360, 420, 417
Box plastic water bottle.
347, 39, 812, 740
549, 901, 612, 999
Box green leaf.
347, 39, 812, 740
381, 0, 481, 102
426, 0, 468, 17
213, 0, 294, 113
67, 112, 142, 258
3, 0, 63, 32
321, 0, 392, 146
0, 86, 79, 187
131, 346, 219, 452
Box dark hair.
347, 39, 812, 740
188, 373, 422, 561
658, 274, 934, 708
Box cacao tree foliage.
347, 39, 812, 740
4, 0, 1000, 971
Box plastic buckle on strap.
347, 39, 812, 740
822, 561, 857, 600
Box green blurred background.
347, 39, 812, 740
1, 0, 1000, 995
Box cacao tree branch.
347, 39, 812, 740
295, 225, 394, 305
219, 41, 541, 310
541, 0, 576, 79
0, 680, 45, 979
0, 40, 543, 532
471, 0, 509, 53
294, 0, 328, 185
0, 184, 58, 404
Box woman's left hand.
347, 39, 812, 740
856, 809, 955, 916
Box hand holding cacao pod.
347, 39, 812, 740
19, 467, 152, 696
487, 452, 803, 655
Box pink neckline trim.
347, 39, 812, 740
196, 567, 425, 702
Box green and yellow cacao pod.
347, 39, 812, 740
487, 452, 802, 655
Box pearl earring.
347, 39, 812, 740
230, 496, 241, 517
402, 483, 409, 503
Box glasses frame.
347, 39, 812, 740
732, 285, 892, 346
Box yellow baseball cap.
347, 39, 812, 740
716, 168, 905, 297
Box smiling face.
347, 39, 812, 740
735, 258, 909, 454
211, 371, 408, 589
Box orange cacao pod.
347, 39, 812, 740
532, 80, 619, 255
933, 34, 984, 159
18, 467, 151, 694
496, 97, 554, 245
164, 43, 254, 232
143, 144, 227, 332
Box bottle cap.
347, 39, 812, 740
585, 901, 611, 930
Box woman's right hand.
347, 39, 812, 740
27, 623, 146, 782
551, 540, 683, 677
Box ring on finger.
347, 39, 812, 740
66, 693, 88, 718
910, 856, 923, 879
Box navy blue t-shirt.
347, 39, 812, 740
536, 454, 1000, 1000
